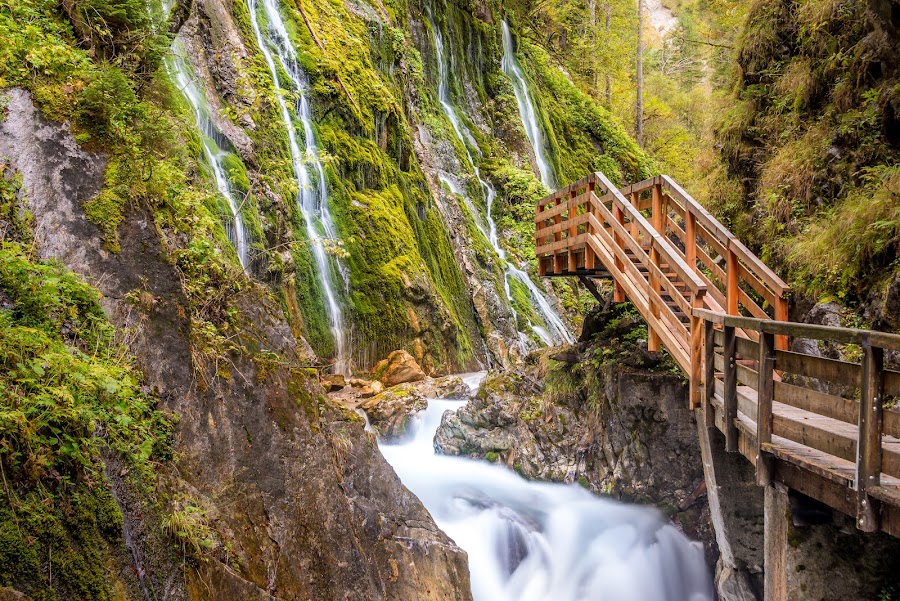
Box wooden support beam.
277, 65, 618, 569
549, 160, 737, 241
613, 203, 625, 302
648, 246, 662, 352
856, 340, 884, 532
554, 197, 562, 243
775, 297, 789, 351
704, 320, 717, 430
690, 292, 705, 409
685, 212, 697, 272
579, 276, 604, 304
757, 331, 776, 486
726, 248, 739, 316
723, 325, 738, 452
764, 483, 789, 601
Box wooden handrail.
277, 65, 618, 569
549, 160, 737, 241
693, 308, 900, 351
537, 171, 900, 539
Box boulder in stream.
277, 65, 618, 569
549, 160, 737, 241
375, 350, 427, 387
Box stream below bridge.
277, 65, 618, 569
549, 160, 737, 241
378, 372, 714, 601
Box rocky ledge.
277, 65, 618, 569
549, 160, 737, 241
434, 302, 716, 562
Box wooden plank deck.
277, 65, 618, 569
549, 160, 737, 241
537, 172, 900, 538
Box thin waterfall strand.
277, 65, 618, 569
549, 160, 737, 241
168, 42, 250, 271
501, 21, 555, 190
248, 0, 350, 374
430, 13, 572, 345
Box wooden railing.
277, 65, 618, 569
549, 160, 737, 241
537, 171, 900, 538
696, 308, 900, 536
622, 176, 790, 347
535, 172, 707, 398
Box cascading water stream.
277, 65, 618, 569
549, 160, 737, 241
167, 42, 250, 271
380, 375, 714, 601
501, 21, 555, 191
248, 0, 351, 374
429, 13, 573, 345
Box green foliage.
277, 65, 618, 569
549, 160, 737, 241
0, 243, 174, 599
714, 0, 900, 302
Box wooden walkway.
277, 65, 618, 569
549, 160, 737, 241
536, 172, 900, 537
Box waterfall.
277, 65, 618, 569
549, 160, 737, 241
248, 0, 351, 374
379, 377, 714, 601
501, 21, 555, 190
167, 41, 250, 272
429, 13, 573, 345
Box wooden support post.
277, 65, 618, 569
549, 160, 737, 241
613, 203, 625, 302
555, 252, 565, 274
757, 331, 776, 486
704, 319, 716, 430
568, 190, 577, 239
685, 211, 697, 273
764, 483, 789, 601
775, 297, 789, 351
856, 339, 884, 532
726, 246, 739, 316
554, 197, 562, 243
652, 184, 663, 236
630, 192, 640, 244
568, 249, 577, 273
648, 245, 662, 352
723, 325, 738, 452
536, 201, 545, 276
689, 292, 705, 409
586, 183, 596, 271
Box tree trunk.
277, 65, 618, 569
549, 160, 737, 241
635, 0, 644, 146
605, 4, 613, 107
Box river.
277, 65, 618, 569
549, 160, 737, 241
379, 373, 714, 601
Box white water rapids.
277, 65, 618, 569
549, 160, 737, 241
380, 374, 714, 601
429, 13, 573, 345
247, 0, 351, 374
501, 21, 555, 191
167, 41, 250, 271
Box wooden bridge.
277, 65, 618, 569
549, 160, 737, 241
536, 173, 900, 594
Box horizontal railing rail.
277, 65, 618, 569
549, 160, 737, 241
695, 307, 900, 534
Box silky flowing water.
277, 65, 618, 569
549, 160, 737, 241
429, 12, 573, 345
380, 373, 714, 601
167, 42, 250, 271
501, 21, 555, 191
248, 0, 351, 374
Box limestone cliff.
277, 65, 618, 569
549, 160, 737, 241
0, 87, 471, 601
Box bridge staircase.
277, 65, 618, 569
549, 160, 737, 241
536, 173, 900, 546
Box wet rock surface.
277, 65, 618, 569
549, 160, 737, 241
434, 303, 715, 563
0, 89, 473, 601
376, 349, 428, 387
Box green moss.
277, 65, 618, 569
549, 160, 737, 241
484, 451, 500, 463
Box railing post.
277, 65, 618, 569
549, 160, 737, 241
536, 200, 546, 276
726, 244, 739, 316
856, 338, 884, 532
585, 182, 596, 270
774, 297, 789, 351
685, 211, 697, 273
723, 324, 738, 452
613, 201, 625, 302
652, 182, 663, 235
704, 319, 717, 430
568, 189, 577, 273
689, 292, 705, 409
630, 191, 640, 242
648, 243, 662, 352
757, 331, 776, 486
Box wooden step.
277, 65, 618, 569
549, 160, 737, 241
868, 485, 900, 507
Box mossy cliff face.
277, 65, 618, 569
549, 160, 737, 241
0, 87, 472, 600
712, 0, 900, 309
177, 0, 653, 371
